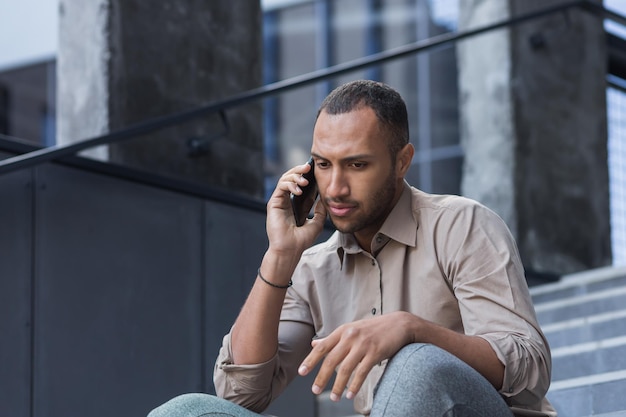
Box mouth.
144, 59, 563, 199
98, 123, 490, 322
327, 202, 357, 217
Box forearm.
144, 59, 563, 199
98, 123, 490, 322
231, 250, 301, 365
406, 313, 504, 389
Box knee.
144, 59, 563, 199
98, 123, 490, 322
373, 344, 511, 416
391, 343, 458, 371
147, 393, 223, 417
385, 343, 476, 389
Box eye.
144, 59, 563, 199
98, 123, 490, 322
316, 160, 329, 169
351, 162, 366, 169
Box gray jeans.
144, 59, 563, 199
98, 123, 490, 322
147, 343, 513, 417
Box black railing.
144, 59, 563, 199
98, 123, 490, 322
0, 0, 624, 176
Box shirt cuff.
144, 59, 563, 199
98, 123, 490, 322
214, 332, 280, 396
479, 332, 551, 405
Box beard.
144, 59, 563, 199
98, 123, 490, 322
326, 169, 398, 235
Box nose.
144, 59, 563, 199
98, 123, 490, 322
325, 168, 349, 199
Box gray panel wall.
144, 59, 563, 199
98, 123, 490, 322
0, 156, 317, 417
0, 152, 33, 417
33, 164, 205, 417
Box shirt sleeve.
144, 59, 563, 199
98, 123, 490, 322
439, 200, 552, 408
213, 319, 315, 413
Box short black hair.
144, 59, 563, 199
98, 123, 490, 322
317, 80, 410, 158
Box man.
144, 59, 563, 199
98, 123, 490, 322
149, 80, 555, 416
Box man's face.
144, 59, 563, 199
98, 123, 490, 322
311, 107, 404, 247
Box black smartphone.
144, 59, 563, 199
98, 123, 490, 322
290, 157, 318, 227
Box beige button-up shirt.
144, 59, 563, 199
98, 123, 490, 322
215, 183, 555, 416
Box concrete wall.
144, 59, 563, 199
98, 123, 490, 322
458, 0, 611, 275
57, 0, 264, 198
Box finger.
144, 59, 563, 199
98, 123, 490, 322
329, 350, 364, 401
298, 337, 329, 376
285, 161, 313, 181
273, 175, 303, 198
292, 172, 313, 195
345, 356, 378, 400
277, 168, 312, 195
294, 160, 314, 185
310, 338, 351, 396
284, 161, 312, 177
299, 336, 344, 395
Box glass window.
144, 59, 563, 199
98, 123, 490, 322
262, 0, 462, 197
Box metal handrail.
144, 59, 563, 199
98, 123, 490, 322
0, 0, 622, 175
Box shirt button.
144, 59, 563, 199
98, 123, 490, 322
371, 259, 376, 266
371, 308, 377, 315
376, 236, 382, 243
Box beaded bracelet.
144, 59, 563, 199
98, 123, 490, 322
258, 268, 293, 289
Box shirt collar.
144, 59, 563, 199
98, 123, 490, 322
377, 181, 418, 248
335, 181, 418, 264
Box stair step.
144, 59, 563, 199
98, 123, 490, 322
550, 336, 626, 381
547, 371, 626, 417
533, 285, 626, 325
541, 309, 626, 349
530, 266, 626, 303
529, 267, 626, 416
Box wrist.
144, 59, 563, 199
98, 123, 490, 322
259, 250, 300, 287
257, 267, 292, 289
396, 311, 423, 345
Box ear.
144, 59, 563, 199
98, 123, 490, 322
396, 143, 415, 178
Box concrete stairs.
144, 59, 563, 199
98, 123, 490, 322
531, 265, 626, 417
315, 265, 626, 417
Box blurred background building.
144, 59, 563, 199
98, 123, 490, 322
1, 0, 624, 266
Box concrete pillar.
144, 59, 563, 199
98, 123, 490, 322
457, 0, 611, 276
57, 0, 264, 198
57, 0, 110, 160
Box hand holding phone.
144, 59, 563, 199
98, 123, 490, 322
290, 157, 318, 227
